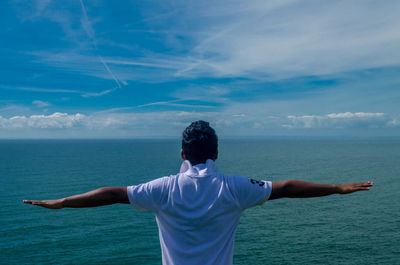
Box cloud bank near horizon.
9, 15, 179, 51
285, 112, 391, 129
1, 111, 398, 138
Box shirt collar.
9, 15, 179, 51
179, 159, 219, 177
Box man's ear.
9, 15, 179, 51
213, 149, 218, 161
180, 149, 186, 160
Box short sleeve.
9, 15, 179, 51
229, 176, 272, 209
127, 177, 169, 212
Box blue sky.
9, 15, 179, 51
1, 0, 400, 138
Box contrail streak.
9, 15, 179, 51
79, 0, 122, 88
99, 56, 121, 88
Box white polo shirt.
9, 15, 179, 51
127, 159, 272, 265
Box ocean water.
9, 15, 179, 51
0, 139, 399, 264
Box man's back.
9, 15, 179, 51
23, 121, 373, 265
127, 159, 272, 265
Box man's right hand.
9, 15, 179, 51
337, 181, 374, 194
23, 199, 64, 209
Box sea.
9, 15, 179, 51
0, 139, 399, 264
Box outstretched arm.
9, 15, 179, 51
269, 180, 373, 200
23, 187, 129, 209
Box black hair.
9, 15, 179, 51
182, 120, 218, 165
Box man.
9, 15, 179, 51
24, 120, 374, 265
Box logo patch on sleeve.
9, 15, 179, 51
250, 178, 265, 187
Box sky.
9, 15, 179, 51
1, 0, 400, 138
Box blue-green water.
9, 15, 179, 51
1, 139, 399, 264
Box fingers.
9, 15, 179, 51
23, 200, 41, 204
362, 181, 374, 186
339, 181, 374, 194
23, 199, 63, 209
358, 181, 374, 187
353, 181, 374, 191
351, 181, 374, 187
23, 200, 45, 206
366, 181, 374, 186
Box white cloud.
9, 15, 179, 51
388, 118, 400, 127
17, 0, 124, 88
326, 112, 385, 119
24, 1, 400, 81
1, 85, 114, 98
286, 112, 390, 129
0, 111, 208, 132
170, 85, 231, 103
29, 51, 198, 82
172, 0, 400, 78
0, 110, 399, 138
0, 113, 85, 129
98, 0, 400, 80
32, 100, 51, 107
81, 88, 116, 98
